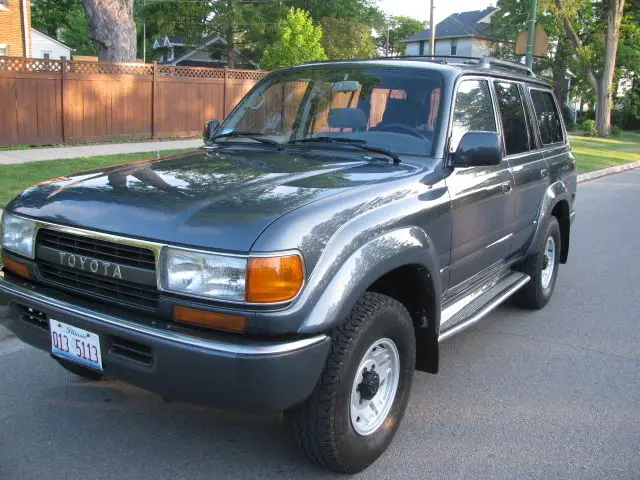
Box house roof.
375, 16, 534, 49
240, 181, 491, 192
31, 29, 73, 51
152, 35, 185, 48
401, 7, 497, 43
164, 35, 258, 68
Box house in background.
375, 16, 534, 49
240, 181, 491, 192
153, 34, 257, 69
31, 29, 72, 60
0, 0, 31, 57
401, 7, 497, 58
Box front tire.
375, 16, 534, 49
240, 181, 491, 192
286, 292, 415, 474
514, 216, 561, 309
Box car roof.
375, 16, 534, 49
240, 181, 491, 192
284, 56, 552, 89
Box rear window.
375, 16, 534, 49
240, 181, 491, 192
529, 89, 564, 145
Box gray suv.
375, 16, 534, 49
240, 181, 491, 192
0, 56, 576, 473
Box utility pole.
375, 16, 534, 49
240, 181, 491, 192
525, 0, 537, 68
429, 0, 435, 56
142, 0, 146, 63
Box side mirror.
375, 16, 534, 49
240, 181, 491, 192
203, 120, 220, 142
451, 131, 502, 168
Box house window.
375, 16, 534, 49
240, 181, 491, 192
450, 39, 458, 56
42, 51, 51, 59
419, 41, 425, 55
168, 47, 175, 61
0, 44, 7, 57
0, 0, 8, 10
60, 55, 67, 60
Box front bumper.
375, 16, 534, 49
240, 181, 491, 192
0, 273, 330, 413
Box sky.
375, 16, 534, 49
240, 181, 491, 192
377, 0, 495, 25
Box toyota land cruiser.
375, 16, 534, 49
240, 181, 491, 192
0, 56, 576, 473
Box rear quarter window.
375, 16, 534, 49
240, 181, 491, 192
529, 89, 564, 145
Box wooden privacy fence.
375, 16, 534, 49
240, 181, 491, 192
0, 57, 268, 147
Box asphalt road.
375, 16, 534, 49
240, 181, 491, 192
1, 170, 639, 480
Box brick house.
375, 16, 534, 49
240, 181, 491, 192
0, 0, 31, 57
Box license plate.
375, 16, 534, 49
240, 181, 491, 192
49, 320, 103, 371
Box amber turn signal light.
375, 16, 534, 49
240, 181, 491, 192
173, 306, 246, 333
1, 255, 30, 279
246, 254, 304, 303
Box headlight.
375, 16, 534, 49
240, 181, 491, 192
161, 247, 304, 303
162, 247, 247, 301
1, 212, 36, 258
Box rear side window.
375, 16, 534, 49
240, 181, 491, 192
494, 81, 531, 155
529, 89, 564, 145
451, 79, 496, 151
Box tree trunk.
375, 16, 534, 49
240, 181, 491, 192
84, 0, 137, 62
597, 0, 626, 136
226, 0, 235, 68
552, 37, 569, 108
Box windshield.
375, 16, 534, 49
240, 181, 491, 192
217, 66, 443, 156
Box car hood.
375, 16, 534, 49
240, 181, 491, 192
7, 148, 418, 252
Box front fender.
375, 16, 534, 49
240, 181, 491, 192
297, 226, 441, 333
524, 180, 571, 258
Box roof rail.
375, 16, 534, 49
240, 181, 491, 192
378, 55, 535, 77
297, 55, 535, 77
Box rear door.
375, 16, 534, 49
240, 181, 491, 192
493, 81, 550, 255
446, 78, 515, 288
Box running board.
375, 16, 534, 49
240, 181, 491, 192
438, 272, 530, 342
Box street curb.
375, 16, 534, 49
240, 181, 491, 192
577, 160, 640, 183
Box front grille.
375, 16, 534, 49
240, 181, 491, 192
38, 229, 156, 269
35, 229, 158, 311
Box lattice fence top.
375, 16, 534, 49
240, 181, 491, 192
68, 61, 155, 75
0, 57, 62, 72
0, 56, 268, 80
227, 69, 268, 81
156, 65, 226, 78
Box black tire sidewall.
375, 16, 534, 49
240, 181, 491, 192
332, 303, 415, 471
535, 218, 561, 303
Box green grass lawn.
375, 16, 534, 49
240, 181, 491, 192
0, 149, 194, 207
569, 133, 640, 173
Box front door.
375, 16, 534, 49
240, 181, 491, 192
446, 78, 515, 288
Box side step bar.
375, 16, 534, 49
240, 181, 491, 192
438, 272, 530, 342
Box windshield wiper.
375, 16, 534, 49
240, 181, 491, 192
208, 131, 283, 149
289, 137, 400, 163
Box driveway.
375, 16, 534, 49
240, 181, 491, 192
0, 170, 638, 479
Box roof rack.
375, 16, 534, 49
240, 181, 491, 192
380, 55, 535, 77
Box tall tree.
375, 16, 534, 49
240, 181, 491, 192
59, 8, 98, 55
376, 16, 425, 56
321, 17, 376, 59
261, 8, 327, 70
557, 0, 626, 135
84, 0, 137, 61
31, 0, 83, 37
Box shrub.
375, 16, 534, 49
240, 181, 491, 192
581, 119, 597, 137
610, 125, 623, 138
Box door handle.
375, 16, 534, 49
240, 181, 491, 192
501, 182, 513, 194
540, 168, 549, 178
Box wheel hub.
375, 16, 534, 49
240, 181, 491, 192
349, 338, 400, 436
357, 368, 380, 400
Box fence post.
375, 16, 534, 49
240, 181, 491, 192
151, 62, 157, 139
223, 67, 229, 118
60, 58, 67, 144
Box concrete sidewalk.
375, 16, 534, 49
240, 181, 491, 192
0, 139, 204, 165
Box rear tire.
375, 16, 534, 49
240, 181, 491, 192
54, 357, 104, 381
286, 292, 415, 474
514, 216, 561, 310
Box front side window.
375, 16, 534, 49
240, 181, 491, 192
0, 45, 7, 56
494, 81, 531, 155
451, 79, 496, 151
0, 0, 7, 9
530, 89, 564, 145
220, 67, 444, 156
